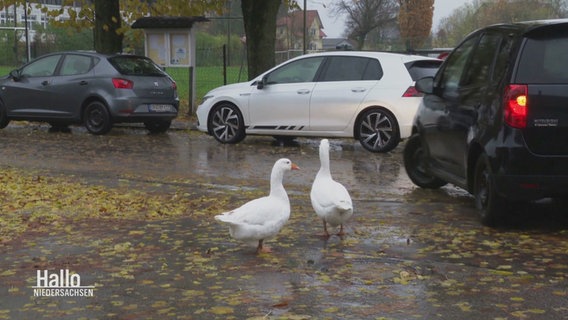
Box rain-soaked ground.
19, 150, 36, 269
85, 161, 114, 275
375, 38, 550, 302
1, 122, 568, 319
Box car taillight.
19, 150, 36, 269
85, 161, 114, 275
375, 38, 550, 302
504, 84, 528, 129
402, 86, 422, 97
171, 81, 177, 90
112, 78, 133, 89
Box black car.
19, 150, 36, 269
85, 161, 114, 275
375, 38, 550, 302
403, 19, 568, 226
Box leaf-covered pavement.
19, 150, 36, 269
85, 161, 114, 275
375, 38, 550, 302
1, 166, 568, 319
1, 127, 568, 319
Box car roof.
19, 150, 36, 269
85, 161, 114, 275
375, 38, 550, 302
295, 50, 440, 62
248, 51, 442, 81
505, 18, 568, 29
469, 18, 568, 37
32, 51, 148, 60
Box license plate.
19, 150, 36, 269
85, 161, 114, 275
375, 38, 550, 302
149, 104, 173, 112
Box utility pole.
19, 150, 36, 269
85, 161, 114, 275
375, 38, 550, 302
24, 0, 30, 62
303, 0, 306, 54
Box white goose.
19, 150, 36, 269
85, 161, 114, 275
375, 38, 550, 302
310, 139, 353, 237
215, 158, 300, 253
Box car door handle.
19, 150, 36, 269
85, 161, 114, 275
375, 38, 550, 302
79, 81, 88, 85
297, 89, 311, 95
41, 80, 50, 86
352, 87, 367, 93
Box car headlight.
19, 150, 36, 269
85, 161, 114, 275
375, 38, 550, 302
200, 95, 214, 105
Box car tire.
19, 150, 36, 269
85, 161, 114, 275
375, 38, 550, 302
208, 102, 245, 144
403, 134, 447, 189
144, 120, 171, 134
0, 100, 10, 129
357, 108, 400, 153
473, 154, 507, 227
83, 101, 112, 135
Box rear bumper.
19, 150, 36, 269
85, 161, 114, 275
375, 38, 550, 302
108, 98, 179, 123
495, 174, 568, 201
492, 143, 568, 201
113, 112, 178, 123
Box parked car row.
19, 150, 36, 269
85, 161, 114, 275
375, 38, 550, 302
0, 51, 179, 135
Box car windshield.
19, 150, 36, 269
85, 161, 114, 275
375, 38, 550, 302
109, 56, 166, 76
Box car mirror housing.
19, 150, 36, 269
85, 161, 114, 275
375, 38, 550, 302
9, 70, 22, 81
415, 77, 434, 94
257, 75, 268, 90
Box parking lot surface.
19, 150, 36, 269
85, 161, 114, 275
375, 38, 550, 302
1, 123, 567, 319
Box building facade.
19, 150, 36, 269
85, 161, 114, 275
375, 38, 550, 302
275, 10, 326, 52
0, 1, 80, 37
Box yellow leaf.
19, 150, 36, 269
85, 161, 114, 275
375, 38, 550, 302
497, 265, 512, 270
527, 309, 546, 314
210, 306, 233, 315
324, 307, 340, 313
152, 301, 168, 308
455, 302, 471, 312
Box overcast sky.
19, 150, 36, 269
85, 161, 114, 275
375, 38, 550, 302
306, 0, 472, 38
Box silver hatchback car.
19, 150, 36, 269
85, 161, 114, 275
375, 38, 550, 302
0, 51, 179, 134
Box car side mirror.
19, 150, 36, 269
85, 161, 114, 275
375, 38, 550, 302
415, 77, 434, 95
9, 69, 22, 82
257, 75, 268, 90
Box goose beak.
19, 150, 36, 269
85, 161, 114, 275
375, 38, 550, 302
291, 163, 300, 170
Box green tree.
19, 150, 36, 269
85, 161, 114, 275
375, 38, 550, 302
2, 0, 290, 82
434, 0, 568, 48
38, 0, 226, 53
398, 0, 434, 50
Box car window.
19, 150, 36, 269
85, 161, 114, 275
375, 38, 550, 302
109, 56, 166, 76
437, 36, 477, 92
517, 35, 568, 84
319, 56, 382, 81
491, 34, 514, 84
21, 55, 61, 77
266, 57, 324, 84
405, 60, 442, 81
60, 54, 93, 76
461, 33, 502, 87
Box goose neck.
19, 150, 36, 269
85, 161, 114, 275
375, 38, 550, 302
269, 169, 287, 198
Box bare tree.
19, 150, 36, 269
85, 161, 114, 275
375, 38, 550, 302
333, 0, 399, 50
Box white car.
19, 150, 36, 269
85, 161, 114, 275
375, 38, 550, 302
196, 51, 441, 152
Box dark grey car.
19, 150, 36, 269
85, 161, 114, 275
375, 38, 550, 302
0, 51, 179, 134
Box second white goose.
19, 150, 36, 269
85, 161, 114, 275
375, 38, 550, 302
310, 139, 353, 237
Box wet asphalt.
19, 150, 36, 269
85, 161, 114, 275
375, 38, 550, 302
0, 121, 567, 319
